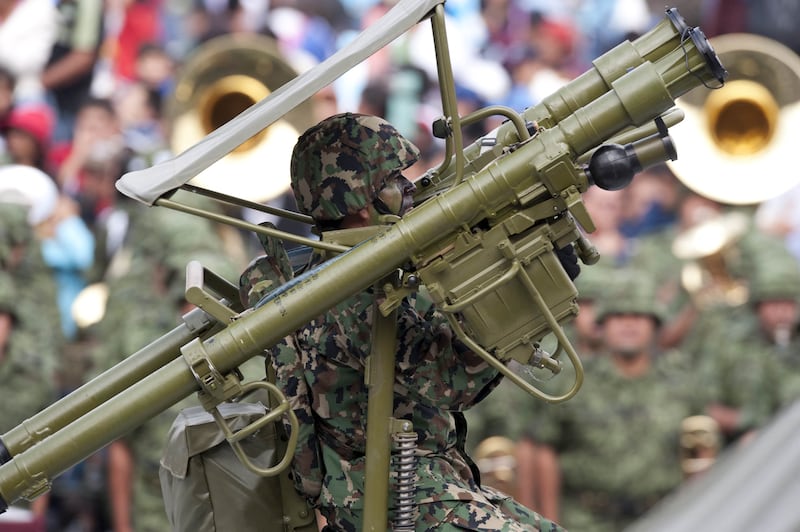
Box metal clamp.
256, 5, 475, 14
209, 381, 300, 477
182, 340, 300, 477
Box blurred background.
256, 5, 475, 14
1, 0, 799, 530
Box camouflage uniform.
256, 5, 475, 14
695, 254, 800, 434
0, 271, 56, 434
0, 202, 64, 379
532, 272, 705, 532
91, 192, 240, 532
260, 114, 563, 531
695, 325, 784, 440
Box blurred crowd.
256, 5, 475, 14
1, 0, 800, 531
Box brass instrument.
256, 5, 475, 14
668, 33, 800, 205
169, 33, 315, 203
679, 415, 721, 478
672, 210, 750, 308
69, 36, 318, 333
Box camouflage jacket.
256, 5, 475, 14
269, 288, 503, 516
0, 328, 57, 434
532, 350, 705, 531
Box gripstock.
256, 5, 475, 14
0, 6, 725, 512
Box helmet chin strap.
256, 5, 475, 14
368, 198, 401, 225
372, 196, 397, 216
370, 200, 400, 225
372, 200, 400, 224
372, 187, 414, 219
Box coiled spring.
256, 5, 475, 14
392, 429, 418, 531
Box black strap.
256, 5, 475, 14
453, 411, 482, 487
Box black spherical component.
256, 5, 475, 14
588, 144, 639, 191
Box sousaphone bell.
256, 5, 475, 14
668, 33, 800, 205
169, 33, 316, 203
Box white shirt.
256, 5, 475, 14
0, 0, 58, 102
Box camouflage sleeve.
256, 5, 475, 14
735, 345, 784, 431
393, 300, 501, 411
270, 335, 324, 503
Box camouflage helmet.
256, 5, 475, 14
595, 269, 667, 325
0, 203, 33, 266
290, 112, 420, 222
575, 261, 613, 302
749, 256, 800, 304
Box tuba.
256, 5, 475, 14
667, 33, 800, 205
168, 33, 316, 203
70, 36, 317, 334
671, 209, 750, 308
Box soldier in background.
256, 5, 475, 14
87, 189, 240, 532
697, 254, 800, 444
0, 201, 63, 522
0, 199, 65, 377
506, 261, 611, 514
465, 261, 609, 504
0, 272, 48, 430
0, 270, 56, 526
525, 270, 706, 532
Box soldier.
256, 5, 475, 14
0, 270, 56, 525
91, 189, 241, 532
508, 261, 611, 515
0, 270, 56, 434
525, 270, 706, 532
261, 113, 564, 531
697, 254, 800, 443
0, 200, 64, 373
464, 260, 604, 497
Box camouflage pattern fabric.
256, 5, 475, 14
776, 342, 800, 407
269, 282, 564, 531
464, 377, 539, 451
0, 202, 64, 386
290, 113, 420, 222
747, 250, 800, 303
697, 322, 786, 434
692, 250, 800, 431
593, 269, 669, 325
0, 271, 56, 434
533, 352, 705, 532
0, 202, 30, 264
90, 192, 241, 532
465, 351, 582, 455
0, 270, 16, 317
239, 223, 293, 308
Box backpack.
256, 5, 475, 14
159, 401, 317, 532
